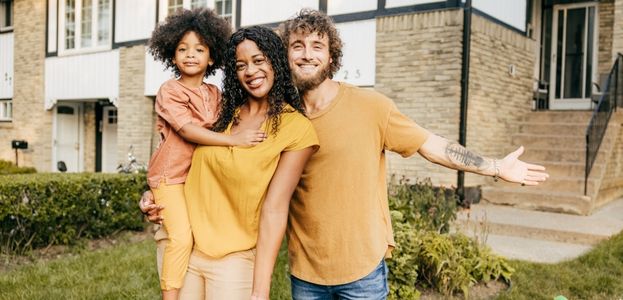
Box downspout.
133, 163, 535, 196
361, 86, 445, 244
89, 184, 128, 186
457, 0, 472, 204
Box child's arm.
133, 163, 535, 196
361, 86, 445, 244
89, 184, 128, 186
178, 123, 267, 147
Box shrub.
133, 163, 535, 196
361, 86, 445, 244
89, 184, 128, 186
387, 179, 514, 299
388, 177, 458, 233
0, 160, 36, 175
0, 173, 147, 254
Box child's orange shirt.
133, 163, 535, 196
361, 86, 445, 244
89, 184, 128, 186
147, 79, 221, 188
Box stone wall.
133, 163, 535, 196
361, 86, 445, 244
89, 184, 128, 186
117, 45, 154, 166
599, 0, 615, 76
376, 9, 464, 187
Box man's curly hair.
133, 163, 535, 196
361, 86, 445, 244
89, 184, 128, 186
148, 8, 231, 77
212, 26, 305, 136
279, 9, 343, 77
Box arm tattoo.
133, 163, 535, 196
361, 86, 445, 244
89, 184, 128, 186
445, 142, 489, 171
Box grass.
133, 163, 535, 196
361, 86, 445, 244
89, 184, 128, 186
498, 231, 623, 300
1, 232, 622, 299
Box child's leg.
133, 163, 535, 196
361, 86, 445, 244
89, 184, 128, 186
152, 184, 193, 297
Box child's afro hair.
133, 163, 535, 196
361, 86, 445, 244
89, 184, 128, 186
148, 8, 232, 77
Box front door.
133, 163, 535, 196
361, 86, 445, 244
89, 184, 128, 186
101, 106, 118, 172
54, 102, 83, 172
549, 3, 597, 110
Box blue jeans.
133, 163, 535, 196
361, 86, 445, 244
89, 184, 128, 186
290, 260, 389, 300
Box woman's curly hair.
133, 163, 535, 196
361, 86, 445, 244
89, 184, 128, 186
148, 8, 231, 77
279, 8, 343, 78
212, 26, 305, 136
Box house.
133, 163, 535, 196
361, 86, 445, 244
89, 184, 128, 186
1, 0, 622, 215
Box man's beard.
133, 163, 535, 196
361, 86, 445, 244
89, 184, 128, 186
292, 64, 332, 94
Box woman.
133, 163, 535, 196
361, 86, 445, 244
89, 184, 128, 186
178, 26, 318, 299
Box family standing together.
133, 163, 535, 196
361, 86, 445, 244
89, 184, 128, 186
140, 7, 549, 300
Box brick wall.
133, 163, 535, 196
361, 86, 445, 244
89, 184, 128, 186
84, 103, 96, 172
11, 0, 52, 171
117, 45, 154, 166
376, 10, 536, 188
599, 0, 615, 76
613, 0, 623, 55
595, 112, 623, 208
376, 9, 464, 187
464, 15, 536, 186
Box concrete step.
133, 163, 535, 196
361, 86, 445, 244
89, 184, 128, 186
471, 234, 592, 263
453, 199, 623, 263
523, 111, 593, 123
481, 186, 591, 215
517, 122, 587, 135
512, 134, 585, 149
528, 161, 603, 178
495, 176, 597, 194
517, 148, 586, 163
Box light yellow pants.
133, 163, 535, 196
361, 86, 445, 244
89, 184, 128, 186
155, 231, 255, 300
152, 183, 193, 291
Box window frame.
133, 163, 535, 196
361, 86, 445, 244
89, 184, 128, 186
58, 0, 113, 56
0, 0, 13, 32
0, 99, 13, 122
158, 0, 235, 27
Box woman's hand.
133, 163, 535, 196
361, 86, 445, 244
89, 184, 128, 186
138, 190, 164, 224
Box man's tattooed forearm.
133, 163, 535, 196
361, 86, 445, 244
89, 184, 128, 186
444, 142, 488, 170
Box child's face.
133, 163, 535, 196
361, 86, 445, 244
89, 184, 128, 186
173, 31, 213, 79
234, 39, 274, 102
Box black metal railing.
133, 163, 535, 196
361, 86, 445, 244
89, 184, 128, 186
585, 53, 623, 195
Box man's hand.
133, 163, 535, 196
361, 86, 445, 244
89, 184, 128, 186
139, 190, 164, 224
498, 146, 549, 186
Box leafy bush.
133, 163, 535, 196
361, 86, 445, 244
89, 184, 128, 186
387, 179, 514, 299
0, 160, 36, 175
388, 177, 458, 233
0, 173, 147, 254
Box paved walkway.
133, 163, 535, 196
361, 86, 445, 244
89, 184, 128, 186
453, 197, 623, 263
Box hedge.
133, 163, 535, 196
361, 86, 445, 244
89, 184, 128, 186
0, 173, 147, 254
0, 160, 37, 175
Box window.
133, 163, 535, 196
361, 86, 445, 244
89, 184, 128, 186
0, 99, 12, 121
214, 0, 232, 24
0, 0, 13, 31
60, 0, 112, 54
160, 0, 234, 26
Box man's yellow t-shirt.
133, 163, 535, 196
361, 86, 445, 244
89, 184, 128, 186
185, 106, 318, 258
288, 83, 430, 285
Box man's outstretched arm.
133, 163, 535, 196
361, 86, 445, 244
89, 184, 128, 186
417, 134, 549, 186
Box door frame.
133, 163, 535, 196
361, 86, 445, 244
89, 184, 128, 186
549, 2, 598, 110
101, 105, 118, 173
51, 101, 84, 172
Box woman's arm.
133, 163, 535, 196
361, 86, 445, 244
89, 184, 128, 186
178, 123, 266, 147
251, 147, 316, 300
417, 133, 548, 185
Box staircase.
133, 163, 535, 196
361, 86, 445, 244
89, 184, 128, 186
480, 110, 614, 216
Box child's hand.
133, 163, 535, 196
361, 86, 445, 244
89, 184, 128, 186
230, 129, 267, 147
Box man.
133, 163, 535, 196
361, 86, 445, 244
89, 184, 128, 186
142, 9, 548, 299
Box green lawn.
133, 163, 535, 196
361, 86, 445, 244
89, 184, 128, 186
1, 232, 622, 299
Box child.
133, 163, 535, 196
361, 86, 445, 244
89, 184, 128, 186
146, 8, 266, 300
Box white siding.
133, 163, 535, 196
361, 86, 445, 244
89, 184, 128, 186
45, 51, 119, 109
144, 50, 223, 96
115, 0, 157, 43
240, 0, 317, 26
48, 0, 58, 53
0, 33, 13, 99
473, 0, 527, 31
385, 0, 439, 9
327, 0, 376, 15
333, 20, 376, 86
